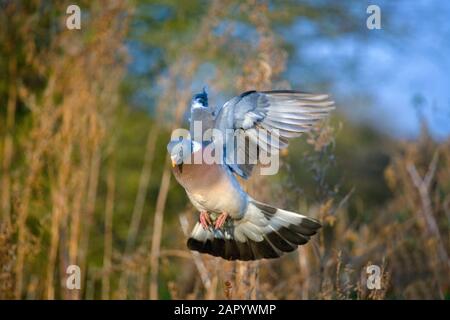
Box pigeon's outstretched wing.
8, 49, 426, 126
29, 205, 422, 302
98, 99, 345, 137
214, 90, 335, 178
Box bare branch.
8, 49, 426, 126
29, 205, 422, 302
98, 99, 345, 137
406, 155, 450, 270
179, 214, 212, 291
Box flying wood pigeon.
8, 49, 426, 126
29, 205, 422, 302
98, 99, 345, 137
167, 89, 335, 260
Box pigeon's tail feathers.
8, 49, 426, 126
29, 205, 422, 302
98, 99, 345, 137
187, 200, 321, 261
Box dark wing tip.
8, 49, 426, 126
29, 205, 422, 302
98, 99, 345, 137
187, 236, 286, 261
239, 90, 257, 98
300, 217, 322, 230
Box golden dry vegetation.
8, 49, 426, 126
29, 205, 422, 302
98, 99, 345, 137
0, 0, 448, 300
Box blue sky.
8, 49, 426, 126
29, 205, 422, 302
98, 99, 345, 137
284, 0, 450, 140
129, 0, 450, 140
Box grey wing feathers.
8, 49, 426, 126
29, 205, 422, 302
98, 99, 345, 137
214, 90, 335, 178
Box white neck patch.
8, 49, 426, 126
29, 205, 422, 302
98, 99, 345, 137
191, 101, 205, 110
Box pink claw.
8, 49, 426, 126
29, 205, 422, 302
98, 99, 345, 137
199, 211, 212, 229
214, 212, 229, 229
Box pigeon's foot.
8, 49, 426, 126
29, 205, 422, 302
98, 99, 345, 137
199, 211, 212, 229
214, 212, 229, 230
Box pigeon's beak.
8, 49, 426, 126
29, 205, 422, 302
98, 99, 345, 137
170, 156, 177, 168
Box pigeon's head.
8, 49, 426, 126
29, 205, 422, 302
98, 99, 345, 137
167, 137, 201, 168
191, 87, 208, 109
